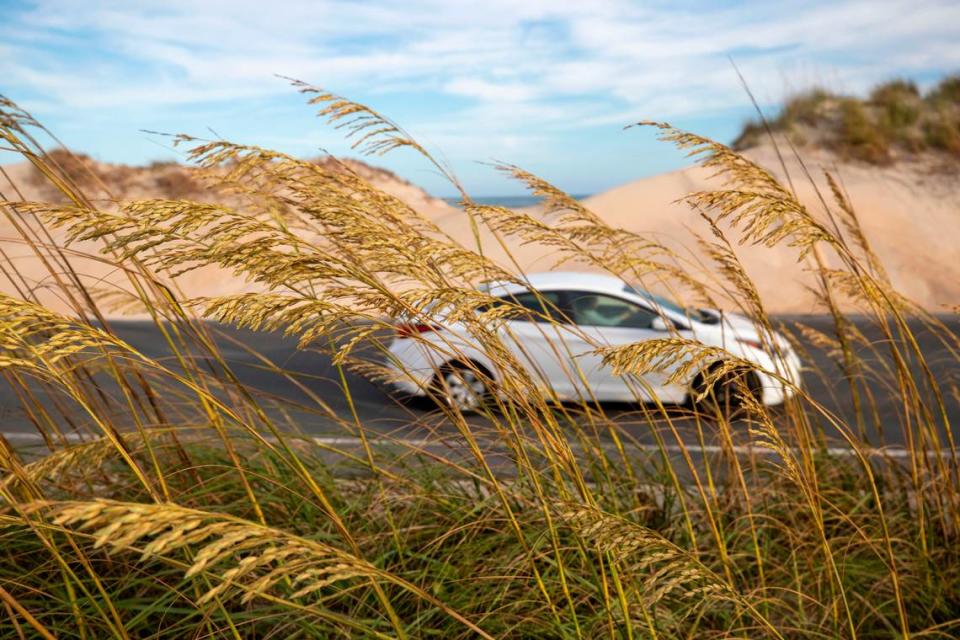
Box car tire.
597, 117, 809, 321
433, 361, 492, 413
691, 364, 760, 419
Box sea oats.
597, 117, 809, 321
0, 76, 956, 640
28, 499, 378, 605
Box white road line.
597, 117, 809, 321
2, 432, 86, 443
2, 431, 949, 460
310, 437, 947, 459
311, 436, 437, 448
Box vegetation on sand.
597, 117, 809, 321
734, 74, 960, 163
0, 81, 958, 638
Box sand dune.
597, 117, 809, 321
584, 145, 960, 312
432, 145, 960, 313
2, 146, 957, 316
0, 155, 458, 315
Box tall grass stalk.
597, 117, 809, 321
0, 82, 957, 638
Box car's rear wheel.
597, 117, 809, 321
691, 364, 760, 419
433, 362, 492, 413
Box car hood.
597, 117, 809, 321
699, 310, 790, 351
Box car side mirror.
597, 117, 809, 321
650, 316, 670, 332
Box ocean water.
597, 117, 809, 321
442, 194, 591, 209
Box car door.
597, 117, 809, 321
563, 291, 675, 402
494, 290, 583, 399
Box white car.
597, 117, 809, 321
385, 272, 801, 412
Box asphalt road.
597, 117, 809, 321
2, 315, 958, 458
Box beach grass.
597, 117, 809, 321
733, 74, 960, 163
0, 81, 958, 638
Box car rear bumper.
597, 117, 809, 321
384, 339, 438, 397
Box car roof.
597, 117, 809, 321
481, 271, 630, 297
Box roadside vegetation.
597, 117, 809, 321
734, 74, 960, 163
0, 81, 958, 638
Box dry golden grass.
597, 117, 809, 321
0, 80, 957, 638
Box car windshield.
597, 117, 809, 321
622, 284, 710, 323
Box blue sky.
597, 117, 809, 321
1, 0, 958, 197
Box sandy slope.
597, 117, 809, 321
581, 145, 960, 312
1, 146, 957, 315
0, 156, 457, 315
431, 145, 960, 313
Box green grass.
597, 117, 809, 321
0, 81, 958, 638
3, 440, 957, 638
734, 74, 960, 163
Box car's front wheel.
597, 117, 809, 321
433, 362, 492, 413
691, 364, 760, 419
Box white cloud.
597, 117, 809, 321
2, 0, 958, 170
7, 1, 958, 103
444, 78, 541, 102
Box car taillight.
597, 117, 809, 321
395, 323, 441, 338
736, 337, 764, 350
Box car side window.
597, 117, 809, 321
567, 292, 658, 329
502, 291, 568, 324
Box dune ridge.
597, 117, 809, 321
2, 145, 957, 315
430, 144, 960, 313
